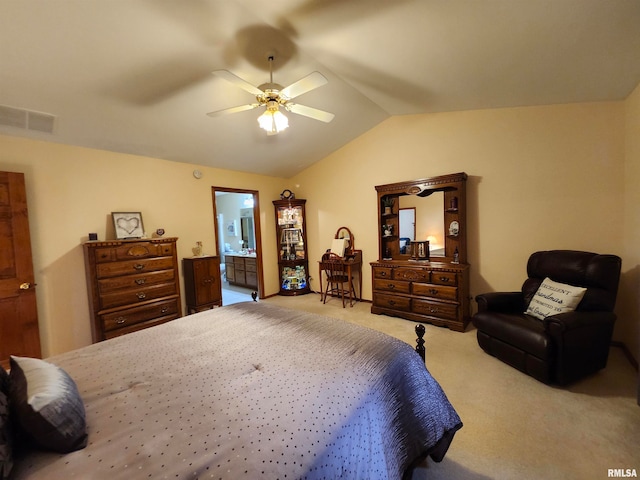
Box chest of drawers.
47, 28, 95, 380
83, 238, 182, 341
370, 261, 470, 332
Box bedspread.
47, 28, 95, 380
11, 302, 462, 479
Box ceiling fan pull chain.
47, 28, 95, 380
268, 55, 274, 84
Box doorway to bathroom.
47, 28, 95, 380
212, 187, 263, 305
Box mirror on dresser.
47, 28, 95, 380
398, 193, 445, 257
371, 172, 470, 332
375, 172, 467, 263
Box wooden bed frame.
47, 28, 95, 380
415, 323, 426, 362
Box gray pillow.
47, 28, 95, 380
9, 356, 87, 453
0, 389, 13, 480
0, 368, 8, 396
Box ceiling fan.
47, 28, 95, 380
207, 56, 334, 135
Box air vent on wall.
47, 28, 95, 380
0, 105, 56, 134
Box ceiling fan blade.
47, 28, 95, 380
286, 103, 335, 123
212, 70, 263, 96
280, 71, 328, 99
206, 104, 260, 117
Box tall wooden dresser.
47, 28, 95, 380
83, 237, 182, 342
183, 255, 222, 314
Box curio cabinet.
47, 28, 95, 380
273, 196, 310, 295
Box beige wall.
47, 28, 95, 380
2, 94, 638, 365
293, 101, 636, 354
0, 136, 286, 357
623, 82, 640, 365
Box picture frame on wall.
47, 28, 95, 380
227, 220, 237, 236
112, 211, 145, 239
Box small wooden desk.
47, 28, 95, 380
318, 250, 363, 303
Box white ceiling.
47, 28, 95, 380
1, 0, 639, 178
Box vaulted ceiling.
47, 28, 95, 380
1, 0, 639, 177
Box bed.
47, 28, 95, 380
7, 302, 462, 479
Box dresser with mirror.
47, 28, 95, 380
371, 172, 470, 331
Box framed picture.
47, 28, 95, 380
227, 220, 237, 236
112, 212, 145, 239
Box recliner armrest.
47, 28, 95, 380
475, 292, 525, 313
543, 311, 617, 333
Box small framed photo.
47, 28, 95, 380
112, 212, 145, 239
227, 220, 237, 236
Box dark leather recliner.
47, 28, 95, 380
472, 250, 622, 385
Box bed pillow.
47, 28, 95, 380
525, 277, 587, 320
0, 368, 8, 396
8, 356, 87, 453
0, 389, 13, 480
1, 367, 12, 479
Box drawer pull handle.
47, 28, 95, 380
429, 307, 439, 313
439, 277, 450, 283
116, 316, 126, 324
429, 288, 438, 295
161, 307, 169, 314
135, 278, 146, 285
380, 272, 387, 277
136, 292, 146, 299
387, 283, 395, 289
388, 300, 396, 306
134, 263, 145, 270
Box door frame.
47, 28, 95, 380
211, 186, 264, 299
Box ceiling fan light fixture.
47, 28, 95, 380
258, 101, 288, 134
209, 56, 332, 133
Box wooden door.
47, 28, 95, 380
0, 172, 41, 369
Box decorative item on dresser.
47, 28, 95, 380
111, 211, 145, 239
83, 238, 182, 342
183, 256, 222, 314
273, 194, 310, 295
371, 173, 470, 332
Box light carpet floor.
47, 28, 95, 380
261, 294, 640, 480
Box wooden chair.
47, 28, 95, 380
320, 253, 355, 307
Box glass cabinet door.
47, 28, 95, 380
277, 205, 304, 261
273, 199, 310, 295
